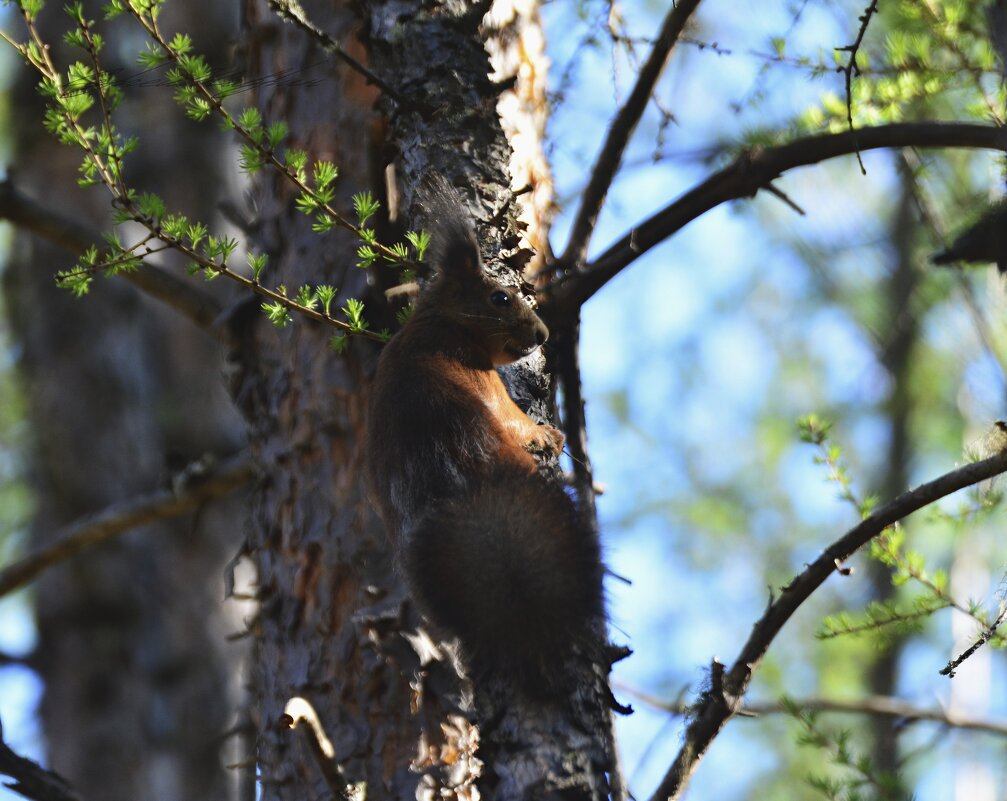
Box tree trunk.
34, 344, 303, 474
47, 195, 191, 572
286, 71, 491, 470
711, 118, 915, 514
863, 159, 920, 789
240, 1, 619, 799
236, 2, 427, 798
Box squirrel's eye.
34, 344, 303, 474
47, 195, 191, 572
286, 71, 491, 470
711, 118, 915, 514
489, 290, 511, 307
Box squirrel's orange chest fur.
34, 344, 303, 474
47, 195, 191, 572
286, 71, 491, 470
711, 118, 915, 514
367, 326, 561, 539
425, 353, 545, 473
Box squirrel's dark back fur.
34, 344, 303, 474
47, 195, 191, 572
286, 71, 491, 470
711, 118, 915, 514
404, 467, 605, 692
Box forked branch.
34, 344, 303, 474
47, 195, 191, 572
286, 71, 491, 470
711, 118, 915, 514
835, 0, 880, 174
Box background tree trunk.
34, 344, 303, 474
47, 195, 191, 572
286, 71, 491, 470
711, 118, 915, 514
863, 159, 920, 791
2, 4, 247, 801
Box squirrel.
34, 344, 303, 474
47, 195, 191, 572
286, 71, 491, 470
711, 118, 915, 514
365, 188, 605, 694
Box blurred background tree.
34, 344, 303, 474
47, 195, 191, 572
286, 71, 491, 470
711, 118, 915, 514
0, 3, 247, 801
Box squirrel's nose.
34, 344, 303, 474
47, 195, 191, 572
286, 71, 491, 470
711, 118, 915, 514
536, 325, 548, 347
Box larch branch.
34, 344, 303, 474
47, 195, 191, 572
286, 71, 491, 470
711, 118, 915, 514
559, 0, 702, 269
548, 122, 1007, 319
0, 453, 254, 599
0, 178, 226, 339
648, 448, 1007, 801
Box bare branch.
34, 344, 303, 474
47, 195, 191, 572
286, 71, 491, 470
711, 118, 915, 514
0, 652, 29, 671
553, 319, 595, 506
0, 177, 226, 339
283, 697, 355, 800
621, 685, 1007, 737
940, 603, 1007, 677
547, 122, 1007, 319
835, 0, 880, 174
0, 724, 86, 801
0, 453, 254, 599
559, 0, 702, 269
551, 322, 630, 801
648, 448, 1007, 801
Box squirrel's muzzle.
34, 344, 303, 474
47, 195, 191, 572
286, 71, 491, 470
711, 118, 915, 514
504, 318, 549, 361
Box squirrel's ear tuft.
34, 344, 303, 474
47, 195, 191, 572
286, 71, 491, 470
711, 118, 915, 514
435, 221, 482, 277
419, 174, 484, 278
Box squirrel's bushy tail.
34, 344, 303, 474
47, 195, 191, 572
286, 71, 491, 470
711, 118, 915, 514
403, 468, 605, 693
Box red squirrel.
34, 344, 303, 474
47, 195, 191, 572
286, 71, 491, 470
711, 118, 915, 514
365, 191, 604, 693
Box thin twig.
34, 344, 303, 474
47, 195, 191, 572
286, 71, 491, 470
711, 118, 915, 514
647, 448, 1007, 801
940, 603, 1007, 677
763, 182, 806, 215
835, 0, 879, 175
553, 317, 595, 506
0, 453, 254, 599
559, 0, 702, 270
268, 0, 414, 109
283, 698, 354, 800
732, 0, 812, 110
0, 177, 225, 338
621, 685, 1007, 737
547, 122, 1007, 320
817, 602, 950, 638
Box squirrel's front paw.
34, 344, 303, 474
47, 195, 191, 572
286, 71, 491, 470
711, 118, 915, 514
527, 424, 565, 456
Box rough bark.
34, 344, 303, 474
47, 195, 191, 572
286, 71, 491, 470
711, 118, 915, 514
2, 3, 247, 800
236, 3, 432, 799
